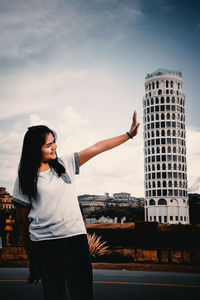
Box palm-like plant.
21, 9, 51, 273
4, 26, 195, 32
87, 233, 109, 258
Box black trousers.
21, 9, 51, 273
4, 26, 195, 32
32, 234, 94, 300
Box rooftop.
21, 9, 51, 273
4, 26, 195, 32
145, 68, 182, 80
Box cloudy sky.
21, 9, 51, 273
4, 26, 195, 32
0, 0, 200, 197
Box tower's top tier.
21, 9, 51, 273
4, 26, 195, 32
145, 69, 182, 80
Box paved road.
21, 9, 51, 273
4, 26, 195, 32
0, 268, 200, 300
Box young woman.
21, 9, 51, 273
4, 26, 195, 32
12, 110, 139, 300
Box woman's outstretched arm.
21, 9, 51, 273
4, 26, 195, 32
78, 110, 140, 166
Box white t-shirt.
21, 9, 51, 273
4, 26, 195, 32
12, 153, 87, 241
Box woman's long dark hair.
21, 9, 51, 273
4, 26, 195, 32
18, 125, 66, 198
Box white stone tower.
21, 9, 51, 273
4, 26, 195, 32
143, 69, 189, 224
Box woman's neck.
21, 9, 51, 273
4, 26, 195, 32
38, 162, 50, 173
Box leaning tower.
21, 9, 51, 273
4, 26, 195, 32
143, 69, 189, 224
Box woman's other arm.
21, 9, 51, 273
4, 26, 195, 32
78, 110, 140, 166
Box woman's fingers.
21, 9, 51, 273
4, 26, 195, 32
133, 110, 137, 126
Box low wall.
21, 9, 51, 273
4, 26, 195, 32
1, 246, 200, 266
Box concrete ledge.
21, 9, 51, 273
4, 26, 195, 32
92, 262, 200, 273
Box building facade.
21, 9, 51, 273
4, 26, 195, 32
143, 69, 189, 224
0, 187, 15, 211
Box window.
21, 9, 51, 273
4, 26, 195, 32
156, 130, 159, 137
156, 147, 160, 153
168, 181, 172, 187
166, 97, 170, 103
168, 146, 171, 153
156, 81, 159, 89
167, 121, 171, 128
172, 130, 176, 136
162, 147, 165, 153
170, 216, 173, 221
161, 122, 165, 128
161, 113, 165, 120
166, 89, 169, 94
166, 105, 170, 111
149, 199, 155, 205
158, 89, 162, 95
171, 81, 173, 88
176, 216, 178, 221
167, 113, 170, 119
156, 97, 159, 104
166, 81, 169, 88
159, 216, 162, 223
161, 97, 164, 103
151, 98, 154, 105
161, 105, 165, 111
156, 155, 160, 162
168, 163, 172, 170
174, 190, 178, 196
158, 199, 167, 205
168, 190, 173, 196
168, 172, 172, 178
157, 181, 161, 188
162, 163, 166, 170
157, 190, 161, 196
162, 172, 166, 178
161, 138, 166, 145
152, 82, 155, 89
161, 130, 165, 136
163, 180, 166, 187
174, 181, 177, 187
151, 123, 154, 129
156, 139, 160, 145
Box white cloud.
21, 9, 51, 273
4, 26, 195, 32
186, 125, 200, 193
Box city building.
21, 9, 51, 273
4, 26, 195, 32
0, 187, 15, 211
143, 69, 189, 224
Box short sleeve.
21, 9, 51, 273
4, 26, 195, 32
59, 152, 80, 177
12, 176, 31, 207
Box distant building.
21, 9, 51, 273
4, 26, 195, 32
188, 193, 200, 225
78, 192, 144, 211
143, 69, 189, 224
113, 192, 132, 201
0, 187, 15, 211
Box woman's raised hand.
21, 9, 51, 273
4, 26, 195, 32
128, 110, 140, 138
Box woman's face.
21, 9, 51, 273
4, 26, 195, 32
40, 133, 57, 162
